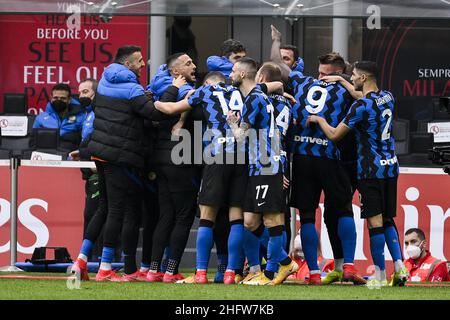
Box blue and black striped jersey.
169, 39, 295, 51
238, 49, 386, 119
343, 90, 399, 180
289, 72, 354, 160
267, 92, 292, 174
188, 83, 243, 156
242, 86, 287, 176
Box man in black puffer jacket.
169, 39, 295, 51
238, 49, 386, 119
86, 45, 169, 282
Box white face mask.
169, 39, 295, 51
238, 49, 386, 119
406, 241, 423, 259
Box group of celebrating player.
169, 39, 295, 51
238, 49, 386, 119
70, 24, 409, 288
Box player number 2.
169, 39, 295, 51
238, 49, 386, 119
256, 185, 269, 200
381, 109, 392, 140
306, 86, 328, 114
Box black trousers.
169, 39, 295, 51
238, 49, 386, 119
94, 161, 142, 262
83, 174, 102, 260
150, 165, 199, 264
141, 177, 160, 266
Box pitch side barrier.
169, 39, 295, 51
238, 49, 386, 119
0, 159, 447, 272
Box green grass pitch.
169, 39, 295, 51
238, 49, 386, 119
0, 272, 449, 300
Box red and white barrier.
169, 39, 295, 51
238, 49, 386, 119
0, 162, 448, 275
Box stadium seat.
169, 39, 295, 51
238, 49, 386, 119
399, 132, 434, 167
433, 97, 450, 120
22, 128, 68, 159
2, 93, 28, 115
416, 119, 429, 133
392, 118, 409, 155
0, 114, 35, 158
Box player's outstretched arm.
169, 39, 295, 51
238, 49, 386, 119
307, 115, 350, 142
270, 25, 291, 81
321, 75, 363, 99
154, 99, 192, 115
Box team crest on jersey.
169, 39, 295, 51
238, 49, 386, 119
68, 116, 76, 123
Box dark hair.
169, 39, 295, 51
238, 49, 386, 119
236, 57, 258, 80
220, 39, 246, 58
51, 83, 71, 97
166, 52, 187, 69
354, 61, 379, 79
203, 71, 226, 84
344, 61, 354, 77
258, 62, 282, 82
280, 44, 299, 61
80, 78, 99, 92
114, 45, 142, 64
318, 52, 346, 71
405, 228, 426, 241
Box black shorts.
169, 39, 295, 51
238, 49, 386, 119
357, 177, 398, 219
198, 164, 248, 207
290, 155, 353, 217
243, 173, 284, 214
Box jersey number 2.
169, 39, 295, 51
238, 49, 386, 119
381, 109, 392, 140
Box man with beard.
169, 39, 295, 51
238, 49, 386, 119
86, 45, 170, 281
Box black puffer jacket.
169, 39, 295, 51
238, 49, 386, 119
88, 63, 168, 168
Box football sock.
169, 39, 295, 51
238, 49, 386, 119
301, 223, 320, 271
338, 217, 357, 264
79, 239, 93, 261
226, 220, 244, 270
99, 246, 114, 271
217, 254, 227, 274
196, 219, 214, 270
383, 222, 403, 266
244, 227, 261, 267
369, 227, 386, 272
266, 226, 285, 274
140, 262, 150, 273
166, 259, 179, 275
334, 258, 344, 272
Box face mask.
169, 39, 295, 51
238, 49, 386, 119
79, 97, 92, 108
406, 241, 423, 259
51, 100, 68, 113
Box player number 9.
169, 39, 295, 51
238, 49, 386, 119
306, 86, 328, 114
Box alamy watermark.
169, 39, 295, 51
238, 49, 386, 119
170, 121, 285, 175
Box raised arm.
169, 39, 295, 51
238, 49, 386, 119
270, 25, 291, 82
321, 75, 363, 100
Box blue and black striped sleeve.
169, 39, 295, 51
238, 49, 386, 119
343, 100, 365, 129
187, 86, 206, 108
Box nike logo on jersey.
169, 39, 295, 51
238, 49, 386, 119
294, 135, 328, 146
257, 202, 266, 207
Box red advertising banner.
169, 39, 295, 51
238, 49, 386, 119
0, 14, 149, 114
0, 166, 449, 275
0, 166, 85, 265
